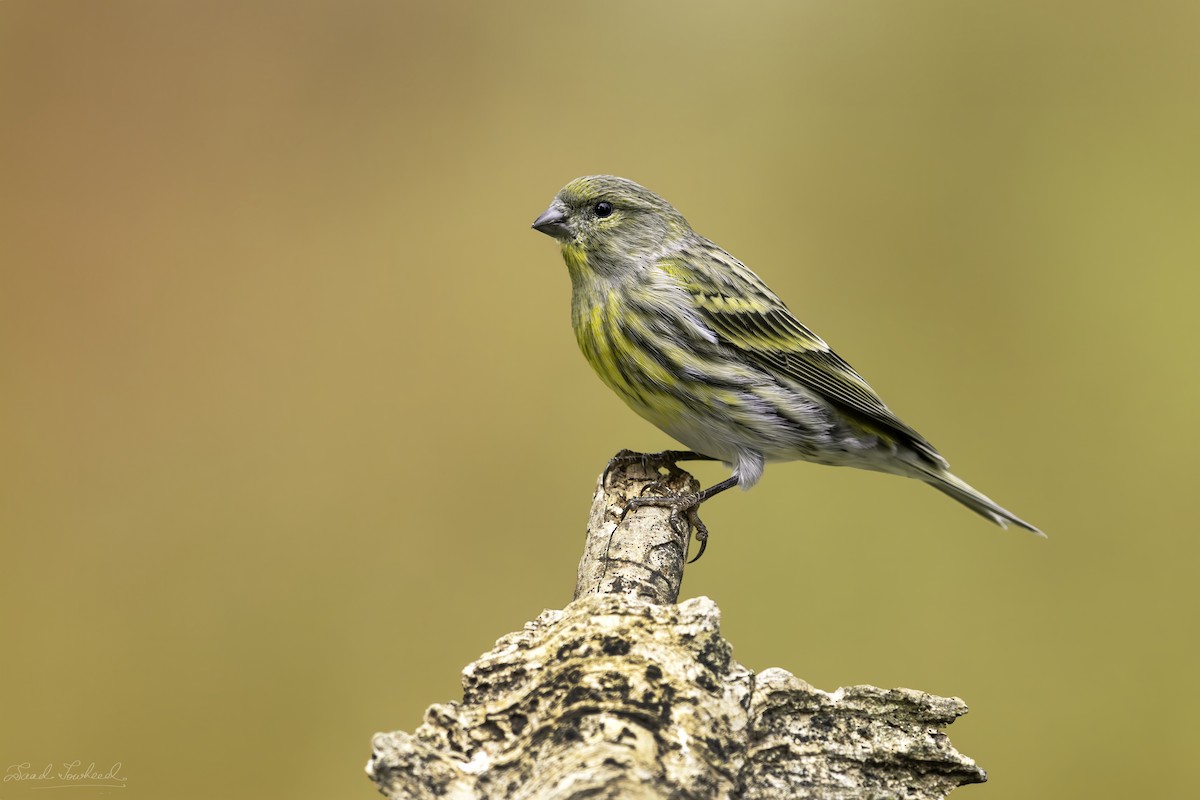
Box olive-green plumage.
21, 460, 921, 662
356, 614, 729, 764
532, 175, 1041, 535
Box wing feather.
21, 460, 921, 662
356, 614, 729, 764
659, 248, 946, 466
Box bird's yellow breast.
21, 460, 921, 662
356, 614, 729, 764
571, 282, 691, 430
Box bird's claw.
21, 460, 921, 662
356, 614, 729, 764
621, 491, 711, 563
685, 505, 709, 563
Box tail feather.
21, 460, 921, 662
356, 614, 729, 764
922, 470, 1045, 537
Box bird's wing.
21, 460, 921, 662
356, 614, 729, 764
659, 247, 947, 466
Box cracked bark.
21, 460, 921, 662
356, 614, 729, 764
367, 452, 986, 799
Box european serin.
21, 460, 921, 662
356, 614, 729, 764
532, 175, 1041, 555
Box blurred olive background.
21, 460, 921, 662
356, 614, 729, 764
2, 1, 1197, 798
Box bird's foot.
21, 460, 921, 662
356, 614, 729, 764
602, 449, 715, 488
606, 451, 733, 563
620, 491, 712, 563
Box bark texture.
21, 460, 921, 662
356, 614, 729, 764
367, 454, 986, 799
574, 450, 700, 604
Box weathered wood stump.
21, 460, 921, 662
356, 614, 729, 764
366, 452, 985, 799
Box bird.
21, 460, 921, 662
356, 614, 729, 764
531, 175, 1042, 558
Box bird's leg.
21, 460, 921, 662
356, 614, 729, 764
622, 474, 740, 563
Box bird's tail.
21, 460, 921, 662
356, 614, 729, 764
920, 468, 1045, 536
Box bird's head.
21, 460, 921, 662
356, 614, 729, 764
531, 176, 691, 267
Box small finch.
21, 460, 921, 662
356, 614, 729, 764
532, 175, 1042, 555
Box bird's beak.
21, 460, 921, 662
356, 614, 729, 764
531, 203, 569, 239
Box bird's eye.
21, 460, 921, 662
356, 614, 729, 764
594, 201, 614, 218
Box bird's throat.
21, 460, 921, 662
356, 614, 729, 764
560, 242, 589, 283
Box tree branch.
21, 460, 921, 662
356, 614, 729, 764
574, 450, 699, 604
367, 453, 986, 799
